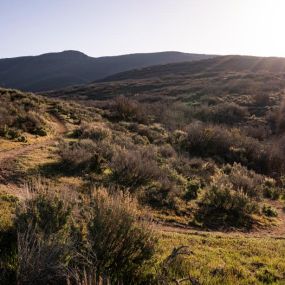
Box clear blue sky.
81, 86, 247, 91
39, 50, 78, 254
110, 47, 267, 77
1, 0, 285, 58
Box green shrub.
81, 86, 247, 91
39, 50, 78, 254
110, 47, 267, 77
184, 179, 200, 202
263, 187, 282, 200
84, 189, 157, 284
262, 205, 278, 217
226, 163, 264, 198
16, 193, 72, 237
74, 122, 111, 141
0, 194, 18, 284
197, 184, 259, 228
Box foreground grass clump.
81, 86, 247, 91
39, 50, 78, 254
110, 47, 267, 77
0, 184, 157, 285
157, 231, 285, 285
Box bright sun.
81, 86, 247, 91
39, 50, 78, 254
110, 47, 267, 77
237, 0, 285, 57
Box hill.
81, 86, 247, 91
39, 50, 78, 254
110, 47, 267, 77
101, 54, 285, 81
2, 84, 285, 284
3, 53, 285, 284
48, 54, 285, 102
0, 50, 215, 92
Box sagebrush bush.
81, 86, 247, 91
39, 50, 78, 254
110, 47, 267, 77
262, 205, 278, 217
181, 122, 272, 175
0, 90, 47, 139
7, 188, 74, 285
74, 122, 111, 141
58, 139, 105, 173
198, 184, 259, 228
184, 179, 200, 202
0, 182, 157, 285
112, 96, 149, 123
226, 163, 264, 198
111, 147, 161, 189
84, 188, 157, 284
15, 111, 47, 136
194, 102, 249, 125
16, 193, 72, 237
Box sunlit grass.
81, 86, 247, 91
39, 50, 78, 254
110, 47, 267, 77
156, 230, 285, 284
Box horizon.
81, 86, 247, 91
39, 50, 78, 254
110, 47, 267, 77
2, 0, 285, 59
3, 49, 285, 61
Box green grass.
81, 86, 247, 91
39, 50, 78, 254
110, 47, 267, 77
0, 193, 18, 231
156, 230, 285, 284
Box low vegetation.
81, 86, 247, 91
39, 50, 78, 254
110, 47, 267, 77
2, 61, 285, 284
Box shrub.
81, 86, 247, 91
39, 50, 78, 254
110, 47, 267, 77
112, 96, 149, 123
253, 93, 270, 107
74, 122, 111, 141
4, 183, 157, 285
16, 189, 75, 285
263, 187, 282, 200
16, 228, 68, 285
0, 228, 17, 285
198, 184, 259, 228
58, 139, 104, 173
226, 163, 264, 198
128, 123, 168, 144
110, 147, 161, 189
262, 205, 278, 217
16, 193, 72, 237
84, 188, 157, 284
194, 102, 249, 125
181, 122, 270, 174
0, 194, 18, 284
15, 112, 47, 136
184, 179, 200, 202
158, 144, 176, 159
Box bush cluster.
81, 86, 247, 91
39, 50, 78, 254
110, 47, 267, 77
0, 186, 157, 285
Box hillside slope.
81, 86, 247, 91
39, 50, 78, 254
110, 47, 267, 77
0, 51, 215, 92
2, 75, 285, 283
48, 54, 285, 102
101, 55, 285, 81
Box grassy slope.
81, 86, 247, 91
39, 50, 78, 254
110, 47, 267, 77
157, 230, 285, 284
43, 57, 285, 283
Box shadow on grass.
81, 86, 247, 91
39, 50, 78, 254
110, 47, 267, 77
31, 161, 86, 178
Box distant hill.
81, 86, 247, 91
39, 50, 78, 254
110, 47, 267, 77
48, 54, 285, 100
0, 50, 215, 92
101, 55, 285, 82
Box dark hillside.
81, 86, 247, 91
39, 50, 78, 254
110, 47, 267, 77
101, 55, 285, 81
0, 51, 215, 92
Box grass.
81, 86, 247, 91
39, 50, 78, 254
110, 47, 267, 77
0, 193, 18, 231
156, 230, 285, 284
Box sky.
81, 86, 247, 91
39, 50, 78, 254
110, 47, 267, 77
1, 0, 285, 58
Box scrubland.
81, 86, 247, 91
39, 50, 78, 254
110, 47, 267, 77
2, 65, 285, 284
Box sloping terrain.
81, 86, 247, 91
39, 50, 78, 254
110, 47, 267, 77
2, 53, 285, 284
48, 55, 285, 104
101, 55, 285, 81
0, 51, 215, 92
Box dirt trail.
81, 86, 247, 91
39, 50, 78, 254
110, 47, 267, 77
0, 139, 55, 164
0, 114, 67, 165
154, 205, 285, 239
49, 113, 68, 134
0, 114, 68, 198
